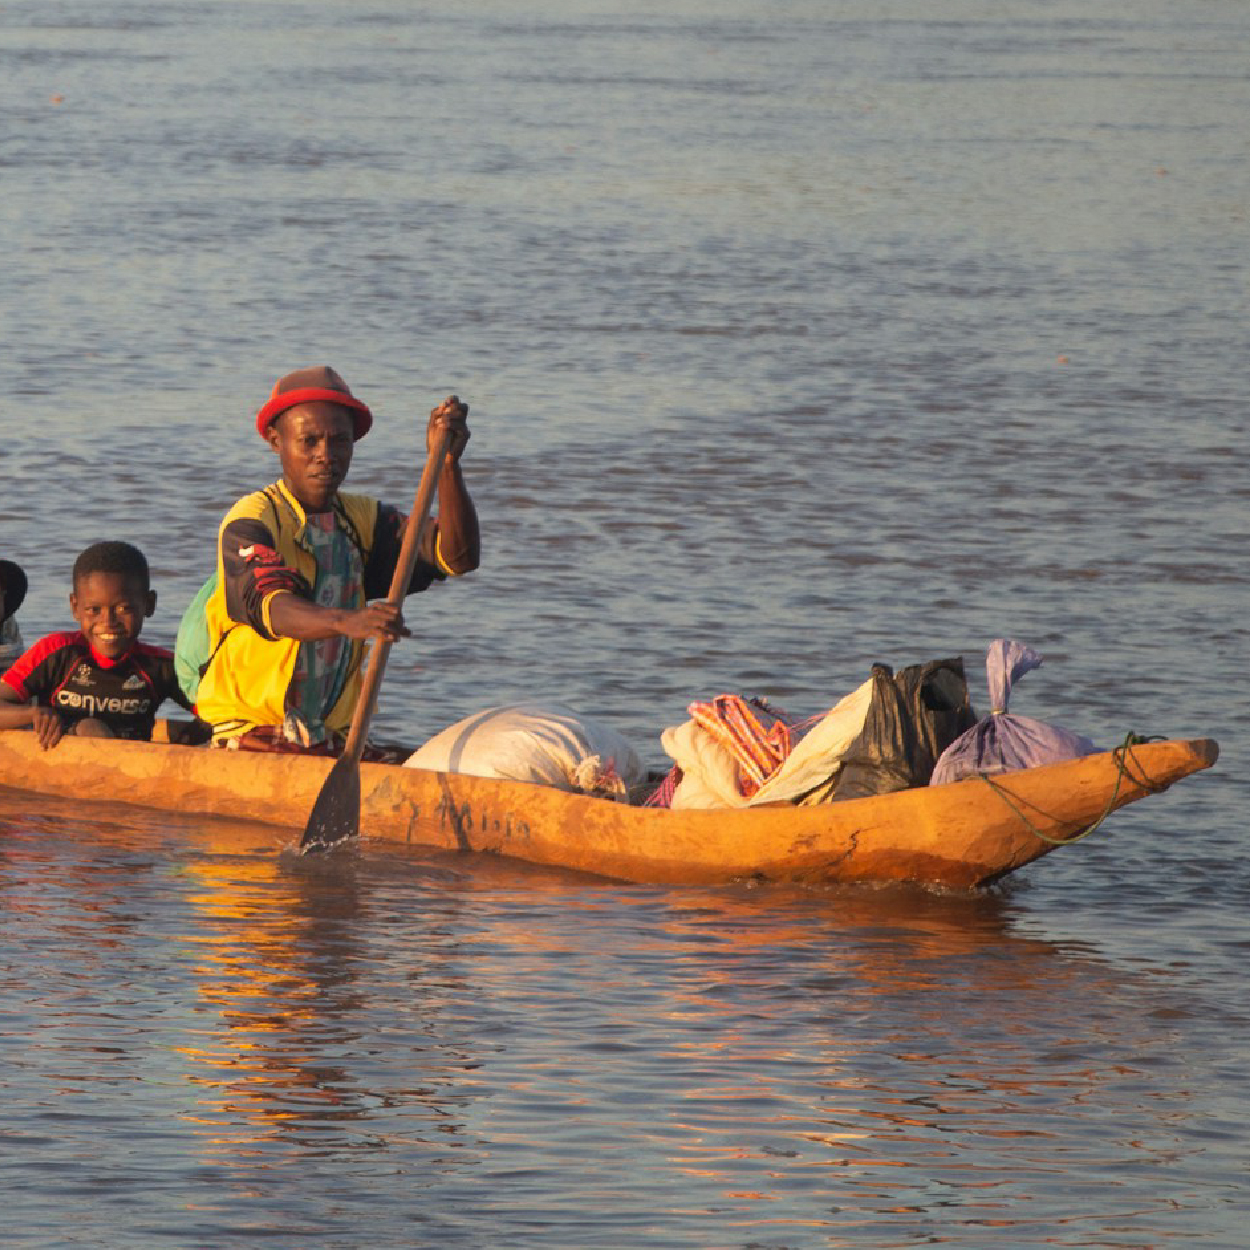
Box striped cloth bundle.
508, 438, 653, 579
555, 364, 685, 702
686, 694, 797, 798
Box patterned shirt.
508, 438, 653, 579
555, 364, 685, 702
286, 510, 365, 745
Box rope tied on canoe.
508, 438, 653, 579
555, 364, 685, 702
978, 733, 1168, 846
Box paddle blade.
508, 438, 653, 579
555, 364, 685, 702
300, 753, 362, 852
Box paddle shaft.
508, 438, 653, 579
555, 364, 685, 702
300, 420, 458, 852
340, 426, 455, 764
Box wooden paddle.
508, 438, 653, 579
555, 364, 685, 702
300, 414, 456, 853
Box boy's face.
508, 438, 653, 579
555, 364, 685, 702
70, 572, 156, 661
267, 403, 356, 513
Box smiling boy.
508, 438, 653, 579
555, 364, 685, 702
0, 541, 198, 750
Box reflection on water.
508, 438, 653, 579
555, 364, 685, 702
177, 857, 375, 1157
2, 797, 1239, 1245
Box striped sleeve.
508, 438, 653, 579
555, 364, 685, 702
220, 516, 311, 640
0, 632, 80, 702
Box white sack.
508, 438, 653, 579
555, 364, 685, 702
750, 678, 876, 805
403, 702, 645, 800
659, 719, 743, 809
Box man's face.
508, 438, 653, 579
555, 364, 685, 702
267, 403, 356, 512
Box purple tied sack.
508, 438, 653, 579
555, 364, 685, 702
929, 639, 1097, 785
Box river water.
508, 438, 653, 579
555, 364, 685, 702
2, 1, 1247, 1246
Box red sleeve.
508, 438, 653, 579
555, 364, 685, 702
1, 632, 80, 702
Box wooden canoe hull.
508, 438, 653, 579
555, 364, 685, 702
0, 735, 1218, 889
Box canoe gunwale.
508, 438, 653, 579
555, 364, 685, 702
965, 736, 1184, 849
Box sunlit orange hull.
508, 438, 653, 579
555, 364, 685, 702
0, 735, 1217, 889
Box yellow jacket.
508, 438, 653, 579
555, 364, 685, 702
195, 480, 445, 742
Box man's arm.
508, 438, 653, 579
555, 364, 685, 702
430, 454, 481, 576
222, 516, 407, 644
364, 397, 481, 598
428, 395, 480, 575
265, 592, 409, 643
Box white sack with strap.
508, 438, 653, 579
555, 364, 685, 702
403, 702, 645, 801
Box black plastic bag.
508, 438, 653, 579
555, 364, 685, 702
831, 657, 978, 800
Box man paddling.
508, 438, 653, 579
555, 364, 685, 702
191, 366, 479, 756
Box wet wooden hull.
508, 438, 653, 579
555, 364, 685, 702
0, 735, 1218, 889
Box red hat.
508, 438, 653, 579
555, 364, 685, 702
256, 365, 373, 440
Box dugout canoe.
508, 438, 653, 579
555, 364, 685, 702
0, 734, 1218, 889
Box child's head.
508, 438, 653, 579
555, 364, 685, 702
0, 559, 27, 625
70, 541, 156, 661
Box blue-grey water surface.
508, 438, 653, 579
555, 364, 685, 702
1, 1, 1247, 1245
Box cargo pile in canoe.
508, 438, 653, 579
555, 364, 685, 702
0, 734, 1218, 889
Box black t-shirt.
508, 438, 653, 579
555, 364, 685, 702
1, 631, 192, 740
